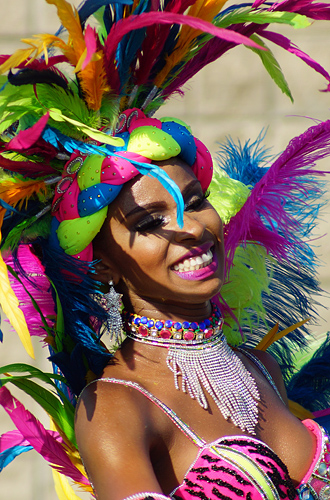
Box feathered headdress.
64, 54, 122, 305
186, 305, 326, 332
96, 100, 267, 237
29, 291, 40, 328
1, 0, 330, 495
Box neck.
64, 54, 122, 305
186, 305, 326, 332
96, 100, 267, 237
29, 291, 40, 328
122, 296, 213, 323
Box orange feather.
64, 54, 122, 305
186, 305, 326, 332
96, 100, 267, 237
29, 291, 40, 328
0, 178, 48, 210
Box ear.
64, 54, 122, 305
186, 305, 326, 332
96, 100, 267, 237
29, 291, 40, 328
93, 247, 121, 285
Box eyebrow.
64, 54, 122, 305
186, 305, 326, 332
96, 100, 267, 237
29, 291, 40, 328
124, 179, 201, 219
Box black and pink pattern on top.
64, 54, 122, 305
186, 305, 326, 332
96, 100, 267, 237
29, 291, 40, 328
171, 437, 298, 500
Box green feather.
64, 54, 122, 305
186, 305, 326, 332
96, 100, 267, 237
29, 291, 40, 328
248, 34, 293, 102
215, 8, 310, 30
36, 83, 100, 136
0, 363, 76, 445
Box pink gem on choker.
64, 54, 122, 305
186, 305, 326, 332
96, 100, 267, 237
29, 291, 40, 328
123, 304, 223, 342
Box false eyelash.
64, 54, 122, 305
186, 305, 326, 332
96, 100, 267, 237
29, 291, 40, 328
134, 214, 166, 233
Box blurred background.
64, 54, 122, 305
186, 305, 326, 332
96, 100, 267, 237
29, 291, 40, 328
0, 0, 330, 498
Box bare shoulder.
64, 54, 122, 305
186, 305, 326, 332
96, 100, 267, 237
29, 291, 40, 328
75, 378, 153, 449
245, 349, 288, 405
75, 379, 162, 500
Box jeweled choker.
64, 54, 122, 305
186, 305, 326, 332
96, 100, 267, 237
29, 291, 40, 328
123, 303, 223, 343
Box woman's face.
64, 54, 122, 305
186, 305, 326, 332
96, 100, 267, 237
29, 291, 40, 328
94, 158, 225, 314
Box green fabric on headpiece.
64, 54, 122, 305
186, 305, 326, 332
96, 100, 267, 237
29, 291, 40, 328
57, 207, 108, 256
77, 156, 103, 190
127, 127, 181, 160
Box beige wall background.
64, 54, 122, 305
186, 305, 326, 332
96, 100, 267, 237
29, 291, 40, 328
0, 1, 330, 498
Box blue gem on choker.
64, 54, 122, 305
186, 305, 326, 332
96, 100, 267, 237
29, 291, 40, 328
123, 304, 223, 342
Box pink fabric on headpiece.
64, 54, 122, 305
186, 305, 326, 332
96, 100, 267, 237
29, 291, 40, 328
101, 154, 149, 185
191, 137, 213, 193
52, 152, 85, 222
128, 117, 162, 132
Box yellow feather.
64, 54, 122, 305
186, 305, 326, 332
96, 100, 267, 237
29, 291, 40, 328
288, 400, 314, 420
45, 0, 86, 64
155, 0, 228, 88
0, 35, 67, 74
52, 469, 84, 500
0, 48, 38, 75
0, 233, 34, 358
255, 319, 310, 351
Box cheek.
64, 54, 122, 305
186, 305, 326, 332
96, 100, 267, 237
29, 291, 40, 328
110, 228, 168, 283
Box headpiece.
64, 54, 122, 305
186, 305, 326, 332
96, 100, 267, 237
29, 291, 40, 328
2, 0, 330, 495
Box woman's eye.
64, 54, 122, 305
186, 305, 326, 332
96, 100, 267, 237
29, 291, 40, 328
134, 215, 166, 233
184, 192, 209, 212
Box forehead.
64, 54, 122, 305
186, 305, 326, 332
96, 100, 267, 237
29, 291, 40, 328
108, 158, 198, 217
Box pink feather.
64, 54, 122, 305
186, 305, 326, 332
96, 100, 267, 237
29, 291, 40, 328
252, 0, 267, 7
223, 119, 330, 272
134, 0, 196, 86
6, 113, 50, 151
82, 25, 98, 70
5, 246, 55, 338
0, 430, 30, 452
0, 386, 89, 484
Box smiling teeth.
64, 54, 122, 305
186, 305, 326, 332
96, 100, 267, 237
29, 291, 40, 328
173, 249, 213, 272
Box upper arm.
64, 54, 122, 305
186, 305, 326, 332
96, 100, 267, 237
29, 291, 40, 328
250, 349, 289, 406
75, 381, 163, 500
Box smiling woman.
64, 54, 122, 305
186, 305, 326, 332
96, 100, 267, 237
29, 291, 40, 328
93, 160, 224, 312
2, 2, 330, 500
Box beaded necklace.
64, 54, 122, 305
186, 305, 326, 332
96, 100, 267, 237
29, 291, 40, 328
123, 304, 260, 434
123, 302, 223, 343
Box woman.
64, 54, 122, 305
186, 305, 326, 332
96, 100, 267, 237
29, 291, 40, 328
75, 157, 318, 500
1, 1, 330, 500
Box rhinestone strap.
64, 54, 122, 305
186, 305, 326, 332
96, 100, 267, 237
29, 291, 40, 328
87, 377, 206, 447
236, 348, 285, 405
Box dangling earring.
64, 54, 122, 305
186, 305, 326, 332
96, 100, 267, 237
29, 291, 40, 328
104, 280, 123, 345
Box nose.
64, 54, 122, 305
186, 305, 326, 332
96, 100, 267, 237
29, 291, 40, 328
174, 212, 206, 243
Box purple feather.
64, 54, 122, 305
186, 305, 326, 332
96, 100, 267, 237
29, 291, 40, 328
273, 0, 330, 20
223, 119, 330, 272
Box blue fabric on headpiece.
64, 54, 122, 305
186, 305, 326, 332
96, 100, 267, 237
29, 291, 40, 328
78, 183, 123, 217
161, 121, 197, 166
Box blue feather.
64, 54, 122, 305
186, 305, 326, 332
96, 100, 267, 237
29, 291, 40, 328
0, 444, 33, 472
77, 0, 133, 26
0, 199, 22, 215
115, 1, 150, 91
287, 334, 330, 412
216, 130, 272, 186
